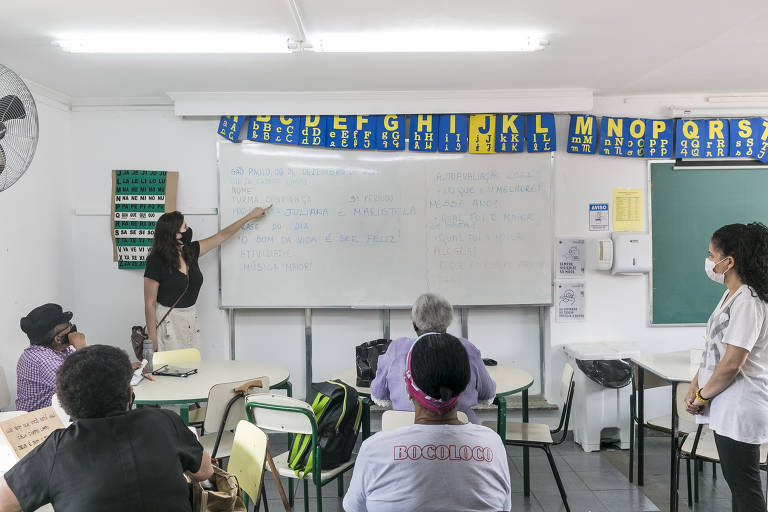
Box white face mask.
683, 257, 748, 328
705, 257, 729, 284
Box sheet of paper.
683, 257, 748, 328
589, 202, 609, 231
555, 280, 585, 322
556, 238, 585, 278
612, 188, 643, 231
0, 407, 64, 461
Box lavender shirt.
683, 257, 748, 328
370, 336, 496, 424
16, 345, 73, 412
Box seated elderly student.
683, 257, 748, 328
16, 303, 87, 412
370, 293, 496, 423
0, 345, 213, 512
344, 333, 511, 512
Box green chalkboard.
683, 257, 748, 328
651, 162, 768, 324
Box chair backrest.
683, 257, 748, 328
560, 363, 575, 403
381, 410, 469, 431
675, 384, 696, 425
153, 348, 201, 367
228, 421, 268, 504
0, 366, 10, 410
552, 363, 576, 442
203, 377, 270, 434
245, 393, 316, 435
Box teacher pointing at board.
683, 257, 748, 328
143, 206, 271, 352
685, 222, 768, 512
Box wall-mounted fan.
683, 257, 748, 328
0, 64, 38, 192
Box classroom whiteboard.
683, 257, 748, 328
218, 142, 553, 307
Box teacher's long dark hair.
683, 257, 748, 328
150, 211, 196, 274
712, 222, 768, 302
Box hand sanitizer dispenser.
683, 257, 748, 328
610, 232, 651, 274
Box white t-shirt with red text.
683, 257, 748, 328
343, 423, 511, 512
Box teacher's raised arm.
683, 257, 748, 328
199, 205, 272, 256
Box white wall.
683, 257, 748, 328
5, 94, 714, 420
1, 96, 72, 406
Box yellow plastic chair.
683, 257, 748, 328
381, 409, 469, 431
228, 420, 268, 509
152, 348, 201, 367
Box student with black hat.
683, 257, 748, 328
16, 303, 86, 412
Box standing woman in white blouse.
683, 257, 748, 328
685, 222, 768, 512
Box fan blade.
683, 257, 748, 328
0, 95, 25, 123
0, 144, 5, 176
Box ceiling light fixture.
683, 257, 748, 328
315, 30, 548, 53
53, 33, 292, 53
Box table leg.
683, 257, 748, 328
638, 366, 645, 486
180, 404, 190, 426
670, 382, 679, 512
494, 395, 507, 442
523, 389, 530, 497
362, 397, 371, 440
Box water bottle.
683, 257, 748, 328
143, 337, 154, 372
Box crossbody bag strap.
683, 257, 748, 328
155, 275, 190, 328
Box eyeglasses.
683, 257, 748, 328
47, 322, 77, 342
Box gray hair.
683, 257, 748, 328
411, 293, 454, 333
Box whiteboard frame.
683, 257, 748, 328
216, 141, 555, 309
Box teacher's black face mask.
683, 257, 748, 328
179, 227, 193, 245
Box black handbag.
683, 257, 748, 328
355, 338, 391, 387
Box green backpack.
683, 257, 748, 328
288, 380, 362, 477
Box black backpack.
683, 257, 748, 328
288, 380, 362, 476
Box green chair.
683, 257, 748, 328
246, 393, 357, 512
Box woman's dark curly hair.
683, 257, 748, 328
711, 222, 768, 302
56, 345, 133, 419
150, 211, 196, 274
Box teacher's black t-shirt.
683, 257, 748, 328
4, 408, 203, 512
143, 241, 204, 308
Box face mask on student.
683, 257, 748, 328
179, 227, 193, 245
704, 257, 729, 284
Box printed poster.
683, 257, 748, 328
556, 238, 585, 278
612, 188, 643, 231
111, 170, 178, 269
589, 203, 610, 231
555, 280, 585, 322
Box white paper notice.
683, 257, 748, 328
589, 203, 609, 231
556, 238, 585, 278
556, 280, 585, 322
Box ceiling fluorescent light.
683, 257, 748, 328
53, 33, 291, 53
316, 30, 548, 53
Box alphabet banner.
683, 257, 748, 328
377, 114, 405, 150
298, 115, 328, 147
219, 114, 768, 162
468, 114, 495, 153
644, 119, 674, 158
410, 115, 437, 152
526, 114, 556, 152
567, 115, 597, 154
111, 170, 178, 270
496, 114, 524, 153
438, 114, 468, 153
218, 115, 246, 142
